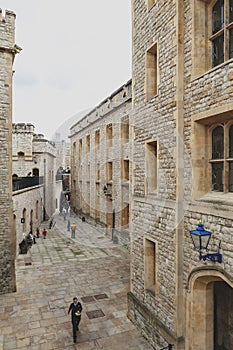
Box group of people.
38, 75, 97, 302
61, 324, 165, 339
36, 227, 47, 239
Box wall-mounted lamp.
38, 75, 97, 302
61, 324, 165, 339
190, 223, 222, 263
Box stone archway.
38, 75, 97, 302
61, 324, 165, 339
186, 268, 233, 350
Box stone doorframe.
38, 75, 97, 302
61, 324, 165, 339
186, 267, 233, 350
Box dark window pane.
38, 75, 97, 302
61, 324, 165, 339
229, 162, 233, 192
212, 162, 223, 192
230, 29, 233, 58
212, 0, 224, 34
212, 126, 224, 159
229, 125, 233, 157
230, 0, 233, 23
212, 34, 224, 67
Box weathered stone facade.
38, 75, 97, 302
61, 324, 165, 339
128, 1, 233, 350
12, 123, 57, 221
70, 80, 132, 245
0, 9, 20, 294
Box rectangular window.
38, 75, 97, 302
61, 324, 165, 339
145, 140, 158, 194
107, 161, 112, 182
212, 162, 223, 191
121, 116, 129, 143
229, 162, 233, 192
86, 135, 90, 153
95, 130, 100, 149
106, 124, 113, 147
146, 43, 158, 100
229, 29, 233, 58
212, 34, 224, 67
79, 139, 82, 161
144, 238, 157, 294
122, 160, 129, 181
230, 0, 233, 23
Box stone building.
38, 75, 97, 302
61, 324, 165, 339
53, 132, 71, 173
0, 9, 20, 294
12, 123, 57, 227
127, 1, 233, 350
70, 80, 132, 245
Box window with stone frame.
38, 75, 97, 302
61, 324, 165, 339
106, 124, 113, 147
211, 0, 233, 67
144, 237, 158, 295
86, 135, 90, 154
192, 0, 233, 77
210, 122, 233, 192
145, 140, 158, 194
95, 129, 100, 150
146, 43, 158, 100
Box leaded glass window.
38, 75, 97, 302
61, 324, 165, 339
230, 0, 233, 23
229, 162, 233, 192
229, 124, 233, 157
212, 0, 224, 34
212, 126, 224, 159
212, 162, 224, 191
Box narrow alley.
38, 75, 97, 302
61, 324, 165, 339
0, 213, 152, 350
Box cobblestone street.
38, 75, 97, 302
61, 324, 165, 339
0, 213, 152, 350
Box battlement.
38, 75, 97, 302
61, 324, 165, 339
12, 123, 35, 134
0, 9, 16, 23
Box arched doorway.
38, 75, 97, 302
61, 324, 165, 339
187, 268, 233, 350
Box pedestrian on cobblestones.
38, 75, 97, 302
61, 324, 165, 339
70, 223, 76, 238
67, 219, 71, 232
42, 228, 47, 239
68, 296, 82, 343
36, 227, 40, 238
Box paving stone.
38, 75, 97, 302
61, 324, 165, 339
0, 213, 152, 349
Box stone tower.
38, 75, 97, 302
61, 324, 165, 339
0, 9, 21, 294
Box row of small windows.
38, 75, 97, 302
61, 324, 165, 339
75, 120, 130, 156
146, 0, 233, 101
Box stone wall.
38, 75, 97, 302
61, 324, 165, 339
0, 9, 20, 294
13, 185, 44, 249
130, 1, 233, 349
70, 80, 132, 245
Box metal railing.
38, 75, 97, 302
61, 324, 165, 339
12, 176, 44, 191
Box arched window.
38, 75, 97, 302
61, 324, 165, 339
212, 0, 224, 34
211, 126, 224, 192
210, 123, 233, 192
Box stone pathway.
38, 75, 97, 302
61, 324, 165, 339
0, 213, 152, 350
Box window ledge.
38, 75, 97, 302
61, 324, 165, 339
196, 192, 233, 209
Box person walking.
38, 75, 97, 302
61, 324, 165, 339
70, 223, 76, 238
68, 296, 82, 343
36, 227, 40, 238
67, 219, 71, 232
42, 228, 47, 239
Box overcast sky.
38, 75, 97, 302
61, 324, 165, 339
1, 1, 132, 139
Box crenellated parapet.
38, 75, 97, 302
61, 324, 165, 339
12, 123, 35, 134
70, 79, 132, 136
0, 9, 21, 56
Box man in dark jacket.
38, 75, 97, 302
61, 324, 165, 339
68, 296, 83, 343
